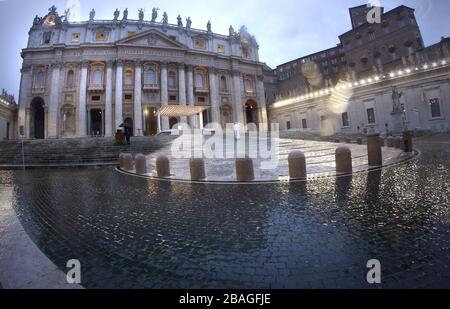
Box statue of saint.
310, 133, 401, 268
186, 17, 192, 30
89, 9, 95, 21
151, 8, 159, 22
177, 15, 183, 27
162, 12, 168, 25
49, 5, 57, 13
391, 86, 404, 114
123, 8, 128, 20
63, 9, 70, 22
113, 9, 120, 21
207, 21, 212, 32
138, 9, 144, 21
33, 15, 41, 25
229, 25, 235, 37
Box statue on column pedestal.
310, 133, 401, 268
390, 86, 407, 134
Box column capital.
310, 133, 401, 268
231, 70, 241, 77
257, 74, 265, 82
50, 61, 63, 70
115, 59, 124, 67
177, 62, 186, 71
208, 67, 218, 75
160, 61, 168, 69
81, 60, 90, 68
135, 59, 143, 67
185, 64, 193, 72
106, 59, 115, 67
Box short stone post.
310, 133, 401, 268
123, 154, 133, 171
135, 154, 147, 175
190, 158, 206, 181
357, 137, 363, 145
236, 158, 255, 182
387, 137, 395, 148
119, 153, 126, 169
335, 146, 352, 174
156, 155, 170, 178
288, 151, 307, 180
367, 133, 382, 167
402, 130, 413, 152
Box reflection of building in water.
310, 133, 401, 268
266, 4, 450, 135
18, 6, 268, 139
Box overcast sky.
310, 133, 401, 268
0, 0, 449, 98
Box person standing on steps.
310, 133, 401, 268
120, 122, 132, 145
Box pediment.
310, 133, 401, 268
116, 29, 187, 50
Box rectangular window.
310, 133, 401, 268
217, 44, 225, 53
127, 32, 135, 38
342, 112, 350, 127
383, 26, 390, 34
194, 39, 206, 49
197, 96, 206, 103
301, 119, 307, 129
124, 94, 133, 101
169, 95, 177, 101
43, 31, 52, 44
430, 98, 442, 118
286, 121, 291, 130
71, 33, 80, 43
91, 95, 101, 101
367, 108, 376, 124
398, 18, 406, 28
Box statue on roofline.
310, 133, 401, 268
151, 8, 159, 22
186, 17, 192, 30
89, 8, 95, 21
123, 8, 128, 20
177, 15, 183, 27
113, 9, 120, 21
138, 9, 144, 21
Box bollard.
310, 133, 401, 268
119, 153, 126, 169
190, 158, 206, 181
156, 155, 170, 178
236, 158, 255, 182
357, 137, 363, 145
123, 154, 133, 171
335, 146, 352, 174
367, 133, 382, 167
135, 154, 147, 175
288, 151, 307, 180
402, 130, 413, 152
387, 137, 395, 148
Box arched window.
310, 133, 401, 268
124, 68, 134, 85
168, 70, 177, 89
92, 69, 103, 85
194, 73, 204, 88
66, 70, 74, 88
144, 68, 155, 85
35, 71, 45, 87
219, 75, 227, 92
244, 75, 255, 94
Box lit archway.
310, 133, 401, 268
245, 100, 259, 125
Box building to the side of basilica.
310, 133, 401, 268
18, 6, 268, 139
0, 90, 17, 141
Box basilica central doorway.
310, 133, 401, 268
90, 109, 103, 136
30, 97, 45, 139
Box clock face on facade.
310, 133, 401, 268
44, 15, 56, 27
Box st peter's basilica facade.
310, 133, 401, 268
18, 6, 267, 139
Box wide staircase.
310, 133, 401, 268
0, 136, 174, 168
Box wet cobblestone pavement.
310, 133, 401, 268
1, 138, 450, 288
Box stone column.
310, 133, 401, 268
48, 62, 61, 138
178, 64, 187, 124
134, 60, 143, 136
186, 65, 196, 128
78, 61, 88, 137
232, 71, 244, 124
115, 60, 123, 131
104, 61, 113, 137
18, 65, 32, 139
160, 62, 169, 130
257, 75, 268, 131
209, 68, 220, 124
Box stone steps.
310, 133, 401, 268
0, 136, 174, 167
